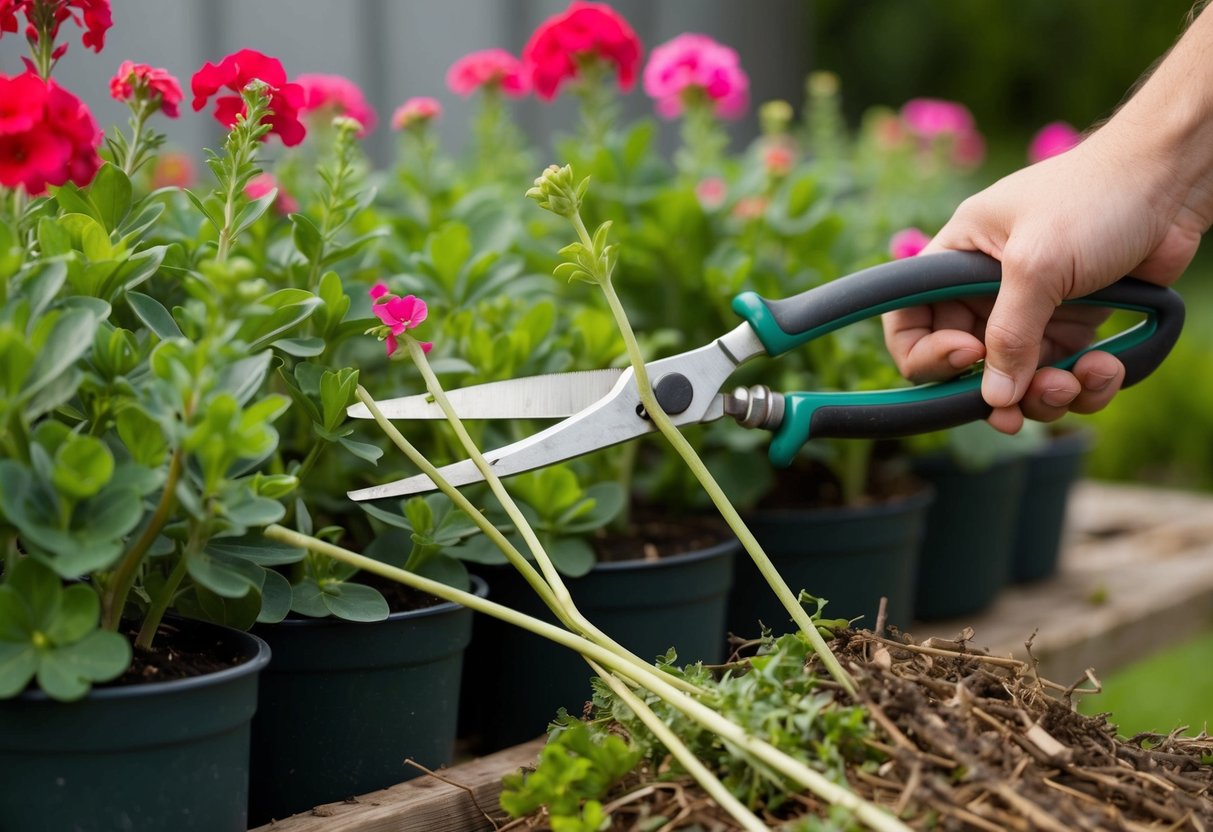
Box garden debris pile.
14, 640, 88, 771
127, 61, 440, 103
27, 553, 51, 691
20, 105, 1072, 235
507, 627, 1213, 831
834, 627, 1213, 831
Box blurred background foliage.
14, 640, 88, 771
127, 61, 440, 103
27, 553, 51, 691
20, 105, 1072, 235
814, 0, 1213, 491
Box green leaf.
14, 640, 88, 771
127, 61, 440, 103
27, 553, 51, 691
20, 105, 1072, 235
183, 188, 221, 231
232, 189, 278, 238
239, 288, 322, 350
59, 213, 114, 261
35, 629, 130, 702
22, 259, 68, 324
453, 533, 511, 565
187, 551, 262, 599
51, 434, 114, 501
412, 555, 469, 591
256, 568, 292, 623
272, 336, 325, 357
562, 482, 625, 533
428, 222, 472, 290
221, 495, 285, 529
7, 558, 60, 627
290, 213, 323, 263
337, 436, 384, 463
214, 351, 271, 405
37, 217, 72, 257
126, 291, 184, 339
46, 584, 101, 645
87, 163, 133, 232
320, 582, 389, 622
0, 641, 38, 698
549, 537, 595, 578
290, 578, 330, 617
206, 535, 304, 566
24, 307, 102, 401
115, 407, 168, 467
51, 182, 98, 221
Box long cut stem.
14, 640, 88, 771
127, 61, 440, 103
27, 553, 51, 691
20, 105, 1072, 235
264, 525, 907, 832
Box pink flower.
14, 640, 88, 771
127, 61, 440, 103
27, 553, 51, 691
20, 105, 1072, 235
150, 151, 194, 189
0, 71, 100, 194
244, 172, 297, 215
1028, 121, 1081, 164
109, 61, 183, 118
889, 228, 930, 260
900, 97, 985, 168
1, 0, 111, 54
295, 73, 377, 137
391, 96, 441, 131
762, 142, 795, 177
369, 283, 432, 357
643, 33, 748, 120
447, 48, 529, 97
191, 49, 307, 147
695, 176, 726, 210
522, 1, 642, 100
731, 195, 766, 221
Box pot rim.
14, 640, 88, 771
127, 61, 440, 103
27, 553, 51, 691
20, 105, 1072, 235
15, 619, 271, 703
264, 573, 489, 629
591, 534, 740, 573
746, 480, 935, 523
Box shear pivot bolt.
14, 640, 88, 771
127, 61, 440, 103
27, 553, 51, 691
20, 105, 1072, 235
637, 373, 694, 419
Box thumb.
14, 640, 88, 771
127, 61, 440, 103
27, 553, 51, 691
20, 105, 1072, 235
981, 262, 1062, 408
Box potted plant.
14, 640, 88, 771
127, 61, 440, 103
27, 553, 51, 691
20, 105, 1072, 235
0, 26, 310, 830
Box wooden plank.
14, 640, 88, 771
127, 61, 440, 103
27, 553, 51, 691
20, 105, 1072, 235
250, 738, 545, 832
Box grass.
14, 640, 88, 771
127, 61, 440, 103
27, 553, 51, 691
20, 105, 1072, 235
1078, 629, 1213, 737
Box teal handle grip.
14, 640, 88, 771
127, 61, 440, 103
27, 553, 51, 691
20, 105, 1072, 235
741, 252, 1186, 467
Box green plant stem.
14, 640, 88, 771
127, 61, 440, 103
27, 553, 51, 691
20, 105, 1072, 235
580, 240, 855, 695
586, 659, 768, 832
122, 103, 150, 177
102, 447, 183, 630
264, 525, 907, 832
135, 517, 204, 649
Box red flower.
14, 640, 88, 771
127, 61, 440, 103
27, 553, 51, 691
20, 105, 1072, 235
0, 71, 100, 193
150, 151, 194, 189
643, 33, 748, 120
1, 0, 112, 53
446, 48, 530, 97
109, 61, 183, 118
522, 1, 642, 100
191, 49, 306, 147
296, 73, 377, 137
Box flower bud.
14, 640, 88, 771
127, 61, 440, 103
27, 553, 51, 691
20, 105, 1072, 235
525, 164, 584, 218
759, 100, 793, 136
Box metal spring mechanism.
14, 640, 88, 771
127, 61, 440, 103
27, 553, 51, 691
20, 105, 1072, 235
723, 384, 784, 430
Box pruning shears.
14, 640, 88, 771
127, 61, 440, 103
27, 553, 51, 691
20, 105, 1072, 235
346, 251, 1184, 501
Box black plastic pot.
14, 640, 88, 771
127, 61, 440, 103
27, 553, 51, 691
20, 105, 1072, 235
247, 576, 484, 826
0, 618, 270, 832
460, 538, 737, 753
1011, 429, 1092, 584
730, 486, 932, 636
912, 453, 1029, 620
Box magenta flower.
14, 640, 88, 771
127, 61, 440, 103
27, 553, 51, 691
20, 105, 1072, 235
244, 172, 297, 215
368, 282, 432, 357
447, 48, 529, 97
643, 33, 748, 120
1028, 121, 1081, 164
694, 176, 726, 210
889, 228, 930, 260
296, 73, 377, 137
391, 96, 442, 131
900, 97, 985, 168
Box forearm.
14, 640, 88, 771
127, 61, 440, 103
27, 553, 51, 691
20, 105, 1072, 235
1093, 6, 1213, 232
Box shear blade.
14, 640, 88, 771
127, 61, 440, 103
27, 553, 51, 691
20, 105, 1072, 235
346, 323, 764, 501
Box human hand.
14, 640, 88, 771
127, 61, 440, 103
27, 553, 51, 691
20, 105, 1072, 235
882, 134, 1203, 433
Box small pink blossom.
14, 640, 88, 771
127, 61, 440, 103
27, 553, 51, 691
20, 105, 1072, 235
731, 195, 766, 221
244, 172, 297, 215
889, 228, 930, 259
296, 73, 377, 137
1028, 121, 1081, 164
643, 33, 748, 120
695, 176, 726, 210
900, 97, 985, 168
762, 141, 795, 177
446, 48, 529, 97
149, 150, 194, 188
109, 61, 183, 118
368, 284, 432, 357
391, 96, 441, 131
